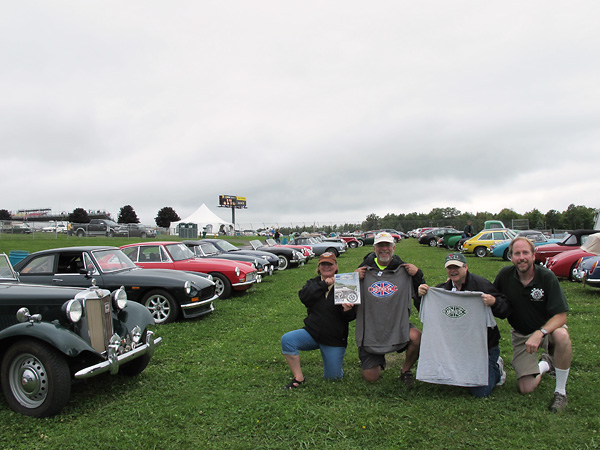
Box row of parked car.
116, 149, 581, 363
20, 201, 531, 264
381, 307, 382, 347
410, 225, 600, 288
0, 233, 355, 417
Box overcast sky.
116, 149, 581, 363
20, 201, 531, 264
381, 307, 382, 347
2, 1, 599, 228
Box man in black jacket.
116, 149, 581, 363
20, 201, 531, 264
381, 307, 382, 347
418, 253, 510, 397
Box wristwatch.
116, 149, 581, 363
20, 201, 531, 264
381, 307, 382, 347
540, 328, 549, 336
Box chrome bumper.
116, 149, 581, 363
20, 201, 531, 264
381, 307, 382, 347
232, 275, 261, 288
180, 296, 217, 310
74, 330, 163, 379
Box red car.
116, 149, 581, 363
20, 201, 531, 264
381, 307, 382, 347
545, 233, 600, 280
337, 236, 361, 248
265, 239, 315, 260
121, 242, 258, 299
534, 229, 598, 265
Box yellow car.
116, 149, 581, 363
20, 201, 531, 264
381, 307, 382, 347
461, 229, 517, 258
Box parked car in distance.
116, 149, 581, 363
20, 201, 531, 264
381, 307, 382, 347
265, 239, 315, 261
197, 238, 281, 270
13, 246, 217, 324
0, 253, 162, 417
489, 230, 560, 260
117, 223, 156, 238
246, 239, 306, 270
332, 235, 361, 248
545, 232, 600, 280
121, 242, 258, 299
68, 219, 124, 237
1, 222, 32, 234
356, 231, 377, 246
440, 231, 466, 250
461, 229, 517, 258
41, 222, 68, 233
288, 236, 346, 256
417, 228, 460, 247
378, 229, 407, 240
574, 254, 600, 287
534, 229, 598, 265
183, 240, 275, 276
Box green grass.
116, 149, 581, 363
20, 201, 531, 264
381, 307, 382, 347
0, 237, 599, 450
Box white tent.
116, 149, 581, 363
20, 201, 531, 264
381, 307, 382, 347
170, 203, 233, 236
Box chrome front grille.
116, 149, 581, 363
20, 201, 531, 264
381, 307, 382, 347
82, 290, 114, 353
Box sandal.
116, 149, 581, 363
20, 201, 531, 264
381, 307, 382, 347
284, 377, 305, 390
400, 370, 414, 387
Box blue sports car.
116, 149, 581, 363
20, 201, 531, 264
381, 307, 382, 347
488, 230, 559, 260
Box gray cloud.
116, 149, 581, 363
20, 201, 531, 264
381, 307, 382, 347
1, 1, 598, 227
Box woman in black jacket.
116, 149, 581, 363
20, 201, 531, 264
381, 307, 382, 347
281, 252, 356, 389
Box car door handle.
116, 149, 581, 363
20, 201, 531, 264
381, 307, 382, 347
52, 278, 64, 283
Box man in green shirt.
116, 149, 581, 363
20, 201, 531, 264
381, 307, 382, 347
493, 237, 572, 413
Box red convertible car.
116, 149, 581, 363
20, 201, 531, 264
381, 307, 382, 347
545, 233, 600, 280
121, 242, 258, 299
534, 229, 598, 265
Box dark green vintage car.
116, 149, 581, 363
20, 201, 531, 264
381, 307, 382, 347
0, 254, 162, 417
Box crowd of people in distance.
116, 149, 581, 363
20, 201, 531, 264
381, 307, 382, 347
281, 232, 572, 413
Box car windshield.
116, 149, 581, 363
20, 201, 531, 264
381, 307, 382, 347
561, 233, 576, 245
216, 240, 238, 251
200, 243, 220, 256
0, 254, 18, 280
518, 231, 547, 243
249, 240, 263, 249
91, 249, 138, 273
165, 243, 195, 261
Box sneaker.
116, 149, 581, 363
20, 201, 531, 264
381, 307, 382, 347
496, 356, 506, 386
540, 353, 555, 377
400, 370, 414, 387
549, 392, 567, 413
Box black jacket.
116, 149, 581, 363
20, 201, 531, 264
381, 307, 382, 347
436, 271, 510, 349
359, 252, 425, 311
299, 276, 356, 347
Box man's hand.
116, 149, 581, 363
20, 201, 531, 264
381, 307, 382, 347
525, 332, 543, 354
481, 293, 496, 307
402, 263, 418, 277
417, 284, 429, 297
355, 266, 367, 280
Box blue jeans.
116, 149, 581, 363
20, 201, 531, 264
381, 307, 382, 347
281, 328, 346, 380
469, 345, 501, 398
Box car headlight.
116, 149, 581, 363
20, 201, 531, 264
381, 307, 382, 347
184, 280, 192, 295
111, 287, 128, 310
63, 299, 83, 323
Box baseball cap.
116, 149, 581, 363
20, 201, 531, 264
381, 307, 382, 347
444, 253, 467, 268
318, 252, 337, 265
374, 232, 394, 245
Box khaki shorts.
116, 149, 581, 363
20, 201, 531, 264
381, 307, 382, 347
510, 327, 567, 379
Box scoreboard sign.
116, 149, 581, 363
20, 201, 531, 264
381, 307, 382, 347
219, 195, 247, 208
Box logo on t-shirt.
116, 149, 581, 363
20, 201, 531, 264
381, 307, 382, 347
368, 281, 398, 298
530, 288, 545, 301
443, 305, 467, 318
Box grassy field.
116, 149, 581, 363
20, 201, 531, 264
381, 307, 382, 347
0, 235, 598, 449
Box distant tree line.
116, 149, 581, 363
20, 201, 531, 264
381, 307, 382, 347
358, 204, 597, 234
277, 204, 597, 235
